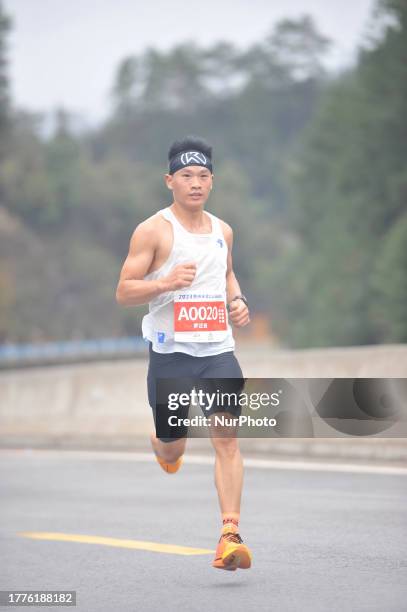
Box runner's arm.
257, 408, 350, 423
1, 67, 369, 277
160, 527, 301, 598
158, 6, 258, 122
115, 222, 169, 306
223, 223, 243, 302
222, 222, 250, 326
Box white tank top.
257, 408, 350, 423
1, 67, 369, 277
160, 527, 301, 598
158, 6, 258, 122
141, 206, 235, 356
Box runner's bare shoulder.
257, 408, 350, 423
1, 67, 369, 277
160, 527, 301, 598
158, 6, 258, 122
120, 214, 162, 280
218, 219, 233, 247
128, 211, 169, 249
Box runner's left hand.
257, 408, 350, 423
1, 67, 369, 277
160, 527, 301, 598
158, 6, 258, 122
228, 300, 250, 327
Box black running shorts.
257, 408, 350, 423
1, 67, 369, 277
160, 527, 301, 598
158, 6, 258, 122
147, 342, 244, 442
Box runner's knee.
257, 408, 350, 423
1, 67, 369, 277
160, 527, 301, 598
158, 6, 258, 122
212, 436, 239, 458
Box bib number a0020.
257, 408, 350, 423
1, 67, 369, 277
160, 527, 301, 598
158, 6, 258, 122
174, 293, 228, 342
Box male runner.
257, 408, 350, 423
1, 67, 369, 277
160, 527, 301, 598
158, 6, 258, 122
116, 136, 252, 571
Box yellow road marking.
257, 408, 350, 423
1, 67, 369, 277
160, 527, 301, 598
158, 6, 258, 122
18, 532, 214, 556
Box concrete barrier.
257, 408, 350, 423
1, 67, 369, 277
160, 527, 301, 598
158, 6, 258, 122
0, 344, 406, 463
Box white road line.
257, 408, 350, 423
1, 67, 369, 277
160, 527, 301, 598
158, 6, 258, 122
1, 448, 407, 475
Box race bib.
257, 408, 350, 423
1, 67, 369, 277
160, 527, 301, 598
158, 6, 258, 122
174, 293, 228, 342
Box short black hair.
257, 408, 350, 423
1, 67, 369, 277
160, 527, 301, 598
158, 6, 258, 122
168, 135, 212, 161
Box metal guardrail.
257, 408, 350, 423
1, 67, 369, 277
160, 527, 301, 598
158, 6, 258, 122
0, 337, 147, 369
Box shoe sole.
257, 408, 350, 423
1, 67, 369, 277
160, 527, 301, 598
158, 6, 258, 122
213, 544, 252, 570
155, 454, 183, 474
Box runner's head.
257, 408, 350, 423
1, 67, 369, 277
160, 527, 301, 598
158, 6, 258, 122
165, 135, 213, 208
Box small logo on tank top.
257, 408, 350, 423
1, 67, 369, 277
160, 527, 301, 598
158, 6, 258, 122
216, 239, 223, 248
157, 332, 166, 343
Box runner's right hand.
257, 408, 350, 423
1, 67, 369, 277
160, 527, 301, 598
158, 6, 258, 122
163, 262, 197, 290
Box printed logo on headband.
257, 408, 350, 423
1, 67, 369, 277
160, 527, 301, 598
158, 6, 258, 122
180, 151, 207, 166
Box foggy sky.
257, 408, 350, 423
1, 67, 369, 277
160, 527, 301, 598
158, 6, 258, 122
4, 0, 375, 122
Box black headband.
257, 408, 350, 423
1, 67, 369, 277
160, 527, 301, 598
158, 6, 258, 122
168, 150, 213, 175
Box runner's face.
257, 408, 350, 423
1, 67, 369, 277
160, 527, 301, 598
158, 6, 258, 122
166, 166, 213, 207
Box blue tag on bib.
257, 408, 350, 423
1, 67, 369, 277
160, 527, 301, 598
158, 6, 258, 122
157, 332, 166, 343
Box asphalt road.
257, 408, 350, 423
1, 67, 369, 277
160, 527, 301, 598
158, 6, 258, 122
1, 450, 406, 612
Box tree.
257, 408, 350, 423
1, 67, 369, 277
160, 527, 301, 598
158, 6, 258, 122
45, 108, 82, 225
282, 0, 407, 346
0, 0, 11, 159
238, 15, 331, 90
111, 56, 139, 118
370, 214, 407, 342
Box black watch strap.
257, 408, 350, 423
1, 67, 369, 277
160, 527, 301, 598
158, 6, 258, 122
227, 294, 248, 311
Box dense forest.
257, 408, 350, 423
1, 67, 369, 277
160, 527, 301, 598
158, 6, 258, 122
0, 0, 405, 347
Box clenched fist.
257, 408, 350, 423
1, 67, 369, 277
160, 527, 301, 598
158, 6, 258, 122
163, 262, 197, 291
228, 299, 250, 327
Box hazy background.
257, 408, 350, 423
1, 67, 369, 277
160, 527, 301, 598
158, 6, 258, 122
6, 0, 374, 122
0, 0, 406, 349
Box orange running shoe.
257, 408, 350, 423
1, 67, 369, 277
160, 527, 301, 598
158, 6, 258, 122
212, 530, 252, 571
154, 451, 183, 474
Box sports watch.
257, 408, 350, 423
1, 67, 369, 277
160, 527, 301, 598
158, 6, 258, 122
226, 294, 249, 312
